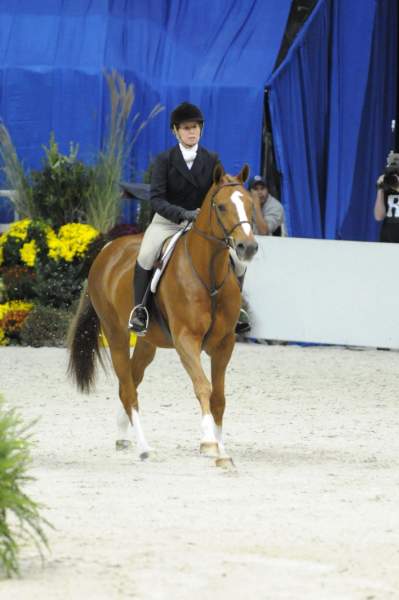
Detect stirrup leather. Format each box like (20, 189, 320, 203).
(128, 304, 149, 335)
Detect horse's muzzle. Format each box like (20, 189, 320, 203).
(235, 239, 258, 262)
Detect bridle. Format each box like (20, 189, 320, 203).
(192, 182, 252, 249)
(184, 181, 252, 335)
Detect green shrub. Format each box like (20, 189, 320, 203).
(1, 266, 36, 301)
(30, 133, 93, 229)
(20, 304, 73, 347)
(0, 396, 50, 577)
(32, 261, 85, 309)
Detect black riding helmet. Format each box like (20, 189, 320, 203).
(170, 102, 204, 129)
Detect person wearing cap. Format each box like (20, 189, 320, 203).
(249, 175, 285, 236)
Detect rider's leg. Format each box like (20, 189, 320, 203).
(128, 214, 184, 334)
(236, 272, 251, 334)
(229, 249, 251, 334)
(128, 261, 152, 334)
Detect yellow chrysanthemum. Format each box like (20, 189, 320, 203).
(48, 223, 99, 262)
(0, 327, 8, 346)
(0, 300, 34, 321)
(0, 244, 3, 267)
(7, 219, 31, 241)
(20, 239, 37, 267)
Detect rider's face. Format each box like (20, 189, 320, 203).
(176, 121, 201, 147)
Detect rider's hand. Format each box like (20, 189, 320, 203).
(180, 209, 199, 222)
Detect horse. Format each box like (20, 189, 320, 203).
(67, 164, 258, 468)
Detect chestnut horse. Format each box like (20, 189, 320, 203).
(67, 164, 258, 467)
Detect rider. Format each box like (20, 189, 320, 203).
(128, 101, 250, 335)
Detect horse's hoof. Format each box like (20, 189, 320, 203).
(215, 457, 235, 470)
(200, 442, 219, 457)
(139, 448, 156, 461)
(115, 439, 132, 451)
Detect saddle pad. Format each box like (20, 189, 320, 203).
(150, 226, 189, 293)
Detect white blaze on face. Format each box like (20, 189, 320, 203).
(231, 190, 251, 235)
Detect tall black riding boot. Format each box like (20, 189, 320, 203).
(128, 262, 152, 335)
(235, 273, 251, 335)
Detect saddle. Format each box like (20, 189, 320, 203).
(141, 225, 191, 340)
(150, 224, 191, 293)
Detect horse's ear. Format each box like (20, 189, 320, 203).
(213, 163, 225, 184)
(237, 164, 250, 183)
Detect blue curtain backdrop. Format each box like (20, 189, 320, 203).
(267, 1, 330, 239)
(328, 0, 398, 241)
(0, 0, 291, 179)
(267, 0, 397, 240)
(0, 0, 397, 239)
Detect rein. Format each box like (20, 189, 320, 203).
(184, 181, 250, 340)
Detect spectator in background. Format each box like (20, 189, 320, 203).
(374, 152, 399, 243)
(249, 175, 285, 236)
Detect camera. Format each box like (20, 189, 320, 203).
(381, 152, 399, 190)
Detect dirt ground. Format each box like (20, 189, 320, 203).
(0, 342, 399, 600)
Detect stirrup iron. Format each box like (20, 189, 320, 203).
(128, 304, 149, 336)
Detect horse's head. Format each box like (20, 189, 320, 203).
(205, 164, 258, 262)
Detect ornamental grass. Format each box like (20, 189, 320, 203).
(0, 397, 50, 577)
(0, 125, 36, 220)
(86, 70, 163, 233)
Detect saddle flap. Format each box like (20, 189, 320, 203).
(150, 226, 190, 293)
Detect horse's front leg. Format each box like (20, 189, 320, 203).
(210, 332, 236, 468)
(174, 332, 219, 457)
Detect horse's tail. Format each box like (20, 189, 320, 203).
(67, 283, 104, 393)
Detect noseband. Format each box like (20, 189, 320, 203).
(192, 182, 252, 249)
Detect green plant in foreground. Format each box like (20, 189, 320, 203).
(0, 398, 50, 577)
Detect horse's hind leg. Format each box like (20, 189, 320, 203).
(130, 338, 157, 388)
(104, 326, 151, 459)
(123, 338, 157, 457)
(209, 333, 236, 468)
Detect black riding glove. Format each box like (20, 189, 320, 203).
(180, 209, 199, 222)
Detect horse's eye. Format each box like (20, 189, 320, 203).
(218, 204, 226, 212)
